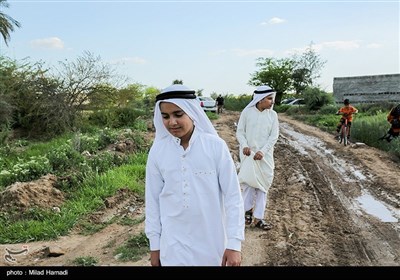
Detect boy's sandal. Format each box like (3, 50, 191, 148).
(245, 210, 253, 225)
(254, 219, 273, 231)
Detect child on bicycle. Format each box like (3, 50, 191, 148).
(335, 99, 358, 139)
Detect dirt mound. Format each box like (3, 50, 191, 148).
(0, 174, 64, 213)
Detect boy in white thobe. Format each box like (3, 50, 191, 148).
(236, 85, 279, 230)
(145, 84, 245, 266)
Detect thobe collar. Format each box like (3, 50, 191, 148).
(171, 126, 199, 148)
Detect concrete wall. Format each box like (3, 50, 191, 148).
(333, 74, 400, 104)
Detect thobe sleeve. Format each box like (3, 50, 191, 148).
(260, 112, 279, 155)
(217, 142, 245, 251)
(144, 150, 164, 251)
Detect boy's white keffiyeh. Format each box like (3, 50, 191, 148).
(153, 84, 218, 142)
(245, 85, 276, 110)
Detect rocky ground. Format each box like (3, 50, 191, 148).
(1, 111, 399, 267)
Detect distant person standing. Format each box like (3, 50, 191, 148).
(216, 94, 224, 114)
(236, 85, 279, 231)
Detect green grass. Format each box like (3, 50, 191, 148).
(114, 232, 149, 262)
(205, 111, 219, 120)
(0, 152, 147, 244)
(72, 256, 98, 266)
(284, 109, 400, 160)
(118, 215, 145, 226)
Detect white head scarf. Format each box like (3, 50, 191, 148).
(245, 85, 276, 110)
(153, 84, 218, 142)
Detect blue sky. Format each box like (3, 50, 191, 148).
(1, 0, 399, 96)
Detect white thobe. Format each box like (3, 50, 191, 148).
(145, 129, 245, 266)
(236, 107, 279, 192)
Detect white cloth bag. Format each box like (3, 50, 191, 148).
(237, 152, 272, 193)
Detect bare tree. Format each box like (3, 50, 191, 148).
(55, 51, 119, 113)
(292, 42, 326, 90)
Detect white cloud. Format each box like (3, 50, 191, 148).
(261, 17, 286, 25)
(366, 43, 383, 49)
(284, 40, 364, 57)
(286, 41, 361, 56)
(111, 57, 147, 65)
(30, 37, 64, 50)
(284, 47, 307, 56)
(318, 40, 361, 50)
(209, 49, 228, 56)
(232, 48, 274, 57)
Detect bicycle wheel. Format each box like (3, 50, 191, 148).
(342, 125, 348, 146)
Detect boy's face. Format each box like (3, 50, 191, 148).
(160, 102, 194, 139)
(258, 95, 274, 110)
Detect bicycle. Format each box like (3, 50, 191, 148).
(336, 112, 357, 146)
(338, 117, 349, 146)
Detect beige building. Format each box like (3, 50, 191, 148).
(333, 74, 400, 104)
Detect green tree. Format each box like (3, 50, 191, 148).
(291, 68, 311, 95)
(0, 55, 65, 137)
(0, 0, 20, 47)
(143, 86, 159, 112)
(88, 84, 118, 110)
(116, 83, 145, 108)
(172, 79, 183, 84)
(249, 57, 294, 104)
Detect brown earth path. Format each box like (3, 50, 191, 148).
(1, 111, 399, 267)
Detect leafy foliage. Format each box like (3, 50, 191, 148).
(249, 43, 326, 103)
(249, 57, 294, 104)
(0, 0, 21, 46)
(302, 86, 334, 110)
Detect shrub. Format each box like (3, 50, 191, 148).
(303, 87, 334, 111)
(0, 156, 52, 188)
(319, 104, 338, 115)
(47, 144, 85, 173)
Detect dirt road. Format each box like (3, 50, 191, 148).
(1, 111, 399, 266)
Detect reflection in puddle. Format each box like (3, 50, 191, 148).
(355, 191, 398, 222)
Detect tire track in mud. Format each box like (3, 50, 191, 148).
(277, 139, 367, 265)
(269, 118, 400, 266)
(214, 111, 399, 266)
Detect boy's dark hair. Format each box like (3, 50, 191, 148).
(344, 99, 350, 105)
